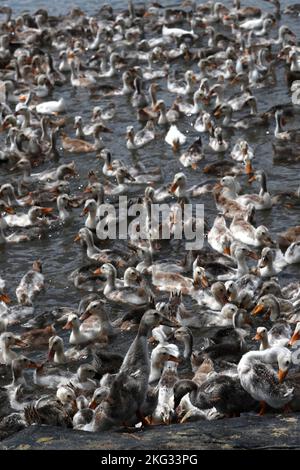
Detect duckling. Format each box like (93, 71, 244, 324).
(238, 347, 294, 415)
(73, 395, 94, 429)
(24, 394, 73, 427)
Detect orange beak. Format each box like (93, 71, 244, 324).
(48, 348, 55, 361)
(93, 267, 102, 275)
(289, 331, 300, 346)
(247, 251, 259, 260)
(74, 234, 81, 242)
(0, 293, 11, 304)
(201, 275, 209, 289)
(63, 321, 73, 330)
(167, 355, 181, 364)
(89, 400, 97, 409)
(245, 161, 253, 175)
(191, 163, 197, 170)
(252, 304, 264, 316)
(4, 206, 14, 214)
(278, 369, 288, 383)
(170, 182, 179, 193)
(19, 95, 27, 102)
(82, 207, 89, 215)
(214, 108, 222, 118)
(14, 338, 28, 348)
(41, 207, 53, 214)
(252, 333, 262, 341)
(106, 164, 113, 171)
(223, 246, 231, 256)
(83, 187, 92, 194)
(79, 310, 91, 321)
(248, 174, 256, 184)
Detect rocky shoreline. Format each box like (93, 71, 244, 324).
(1, 414, 300, 450)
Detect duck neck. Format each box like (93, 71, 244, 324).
(260, 335, 270, 351)
(223, 107, 232, 126)
(54, 346, 66, 363)
(182, 334, 193, 360)
(259, 173, 268, 195)
(236, 253, 249, 276)
(86, 209, 97, 230)
(12, 366, 26, 387)
(104, 270, 116, 295)
(84, 231, 99, 257)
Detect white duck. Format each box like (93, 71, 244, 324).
(165, 124, 187, 152)
(36, 97, 66, 114)
(238, 347, 294, 415)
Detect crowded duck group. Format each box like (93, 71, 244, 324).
(0, 0, 300, 438)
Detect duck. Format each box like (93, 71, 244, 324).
(85, 310, 176, 431)
(79, 299, 115, 343)
(251, 294, 285, 322)
(47, 335, 89, 364)
(208, 126, 228, 153)
(126, 121, 155, 150)
(36, 97, 66, 115)
(236, 171, 272, 210)
(174, 327, 194, 361)
(152, 265, 206, 296)
(257, 247, 287, 277)
(150, 361, 178, 425)
(94, 263, 150, 307)
(15, 260, 45, 306)
(167, 70, 196, 96)
(237, 347, 294, 415)
(253, 326, 290, 350)
(207, 214, 234, 254)
(62, 313, 105, 346)
(149, 343, 180, 383)
(0, 333, 28, 366)
(229, 216, 275, 247)
(179, 137, 204, 169)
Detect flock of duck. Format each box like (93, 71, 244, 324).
(0, 0, 300, 439)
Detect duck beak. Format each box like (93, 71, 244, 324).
(278, 369, 288, 383)
(93, 267, 102, 275)
(252, 333, 262, 341)
(41, 207, 53, 214)
(170, 181, 179, 193)
(81, 207, 89, 215)
(18, 95, 27, 103)
(4, 206, 14, 214)
(213, 107, 222, 117)
(0, 293, 11, 304)
(191, 74, 197, 83)
(172, 140, 180, 152)
(106, 164, 113, 171)
(214, 182, 223, 191)
(80, 310, 91, 321)
(89, 399, 97, 410)
(245, 161, 253, 175)
(201, 274, 209, 288)
(247, 250, 259, 260)
(26, 360, 39, 369)
(191, 163, 198, 170)
(248, 174, 256, 184)
(289, 331, 300, 346)
(63, 321, 73, 330)
(223, 246, 231, 256)
(252, 304, 264, 316)
(258, 258, 268, 268)
(83, 186, 92, 194)
(14, 338, 28, 348)
(167, 355, 181, 364)
(48, 347, 55, 361)
(74, 234, 81, 242)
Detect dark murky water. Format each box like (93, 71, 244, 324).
(0, 0, 299, 364)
